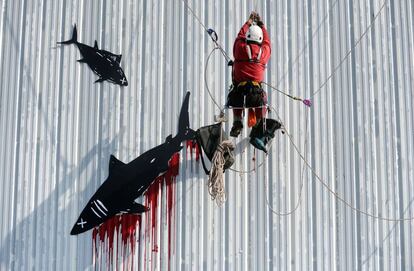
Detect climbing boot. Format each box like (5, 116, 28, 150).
(230, 120, 243, 137)
(249, 118, 282, 153)
(250, 137, 268, 154)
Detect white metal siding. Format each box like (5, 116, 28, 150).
(0, 0, 413, 270)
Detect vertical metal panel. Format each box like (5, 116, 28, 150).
(0, 0, 413, 270)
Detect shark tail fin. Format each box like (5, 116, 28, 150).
(177, 92, 196, 140)
(58, 24, 78, 45)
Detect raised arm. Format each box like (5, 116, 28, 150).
(235, 12, 256, 42)
(233, 12, 257, 54)
(256, 14, 271, 61)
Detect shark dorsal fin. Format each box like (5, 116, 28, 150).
(165, 135, 173, 143)
(109, 155, 124, 172)
(94, 40, 99, 49)
(115, 54, 122, 63)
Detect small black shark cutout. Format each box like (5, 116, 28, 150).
(58, 24, 128, 86)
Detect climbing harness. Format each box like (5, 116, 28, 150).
(226, 81, 267, 110)
(231, 44, 266, 68)
(246, 45, 262, 62)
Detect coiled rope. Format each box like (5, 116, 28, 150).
(208, 140, 235, 205)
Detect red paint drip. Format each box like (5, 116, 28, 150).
(144, 153, 180, 269)
(92, 214, 141, 270)
(165, 153, 178, 267)
(145, 176, 162, 252)
(186, 140, 200, 161)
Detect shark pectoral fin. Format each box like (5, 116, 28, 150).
(109, 154, 125, 172)
(94, 40, 99, 49)
(77, 58, 87, 63)
(95, 77, 106, 83)
(126, 202, 149, 213)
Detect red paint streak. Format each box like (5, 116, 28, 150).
(186, 140, 200, 161)
(165, 153, 178, 266)
(145, 176, 162, 253)
(144, 153, 180, 269)
(92, 214, 141, 270)
(143, 176, 162, 271)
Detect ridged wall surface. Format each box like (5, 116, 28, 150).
(0, 0, 413, 270)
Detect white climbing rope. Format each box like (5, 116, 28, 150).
(208, 140, 235, 205)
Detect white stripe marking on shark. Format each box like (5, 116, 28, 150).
(96, 200, 108, 212)
(93, 201, 107, 216)
(91, 207, 102, 218)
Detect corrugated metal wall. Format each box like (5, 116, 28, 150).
(0, 0, 413, 270)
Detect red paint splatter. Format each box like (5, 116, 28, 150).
(165, 153, 178, 266)
(92, 214, 141, 270)
(92, 153, 181, 270)
(145, 176, 162, 254)
(186, 140, 200, 161)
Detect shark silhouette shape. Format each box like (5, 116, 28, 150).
(70, 92, 195, 235)
(58, 24, 128, 86)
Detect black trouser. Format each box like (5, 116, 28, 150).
(226, 82, 267, 108)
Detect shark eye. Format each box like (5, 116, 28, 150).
(150, 158, 156, 163)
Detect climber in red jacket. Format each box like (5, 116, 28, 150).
(227, 11, 271, 138)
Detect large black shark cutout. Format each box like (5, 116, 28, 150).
(71, 92, 195, 235)
(58, 24, 128, 86)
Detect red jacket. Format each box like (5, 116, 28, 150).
(232, 22, 271, 84)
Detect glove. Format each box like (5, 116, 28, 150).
(253, 13, 263, 27)
(249, 11, 258, 20)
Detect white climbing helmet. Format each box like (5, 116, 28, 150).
(246, 24, 263, 44)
